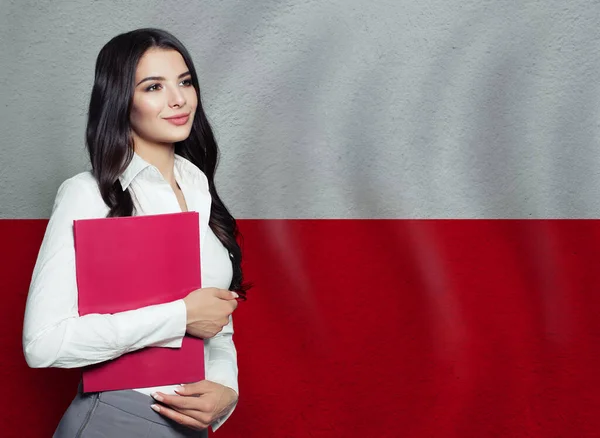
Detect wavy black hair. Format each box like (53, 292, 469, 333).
(86, 28, 249, 298)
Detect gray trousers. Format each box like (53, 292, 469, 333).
(53, 385, 208, 438)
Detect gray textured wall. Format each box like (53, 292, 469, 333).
(1, 0, 599, 219)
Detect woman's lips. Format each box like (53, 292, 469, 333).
(164, 114, 190, 126)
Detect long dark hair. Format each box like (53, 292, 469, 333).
(86, 28, 249, 298)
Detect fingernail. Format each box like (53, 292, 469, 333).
(174, 386, 185, 394)
(151, 404, 161, 412)
(151, 392, 163, 402)
(232, 292, 239, 299)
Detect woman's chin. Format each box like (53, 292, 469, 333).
(152, 133, 193, 145)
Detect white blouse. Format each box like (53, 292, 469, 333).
(22, 152, 238, 431)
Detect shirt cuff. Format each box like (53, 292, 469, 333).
(146, 299, 187, 348)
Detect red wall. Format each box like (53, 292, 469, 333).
(2, 219, 599, 437)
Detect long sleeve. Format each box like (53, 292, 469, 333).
(206, 315, 238, 432)
(22, 174, 187, 369)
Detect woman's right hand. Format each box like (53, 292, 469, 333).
(182, 288, 239, 339)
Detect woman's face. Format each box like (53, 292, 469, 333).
(130, 48, 198, 148)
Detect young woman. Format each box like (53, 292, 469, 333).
(22, 28, 249, 437)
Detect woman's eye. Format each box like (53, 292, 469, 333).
(146, 83, 162, 92)
(181, 79, 193, 87)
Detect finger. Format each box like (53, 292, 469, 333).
(222, 300, 237, 315)
(174, 380, 213, 396)
(151, 392, 210, 412)
(170, 406, 213, 426)
(218, 303, 235, 318)
(153, 395, 215, 426)
(153, 392, 213, 413)
(214, 289, 239, 300)
(150, 404, 207, 430)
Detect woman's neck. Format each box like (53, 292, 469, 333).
(134, 141, 177, 187)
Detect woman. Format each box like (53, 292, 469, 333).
(22, 28, 249, 437)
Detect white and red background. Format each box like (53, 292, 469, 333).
(1, 1, 600, 437)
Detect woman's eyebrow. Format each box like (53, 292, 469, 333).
(136, 71, 191, 87)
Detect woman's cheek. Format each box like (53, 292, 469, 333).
(138, 96, 164, 118)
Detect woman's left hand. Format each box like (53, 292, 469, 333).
(150, 380, 238, 430)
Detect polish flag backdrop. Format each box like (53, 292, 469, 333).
(1, 2, 600, 437)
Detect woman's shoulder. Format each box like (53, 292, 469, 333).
(57, 171, 99, 196)
(52, 171, 107, 216)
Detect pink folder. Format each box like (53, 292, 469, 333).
(73, 211, 204, 393)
